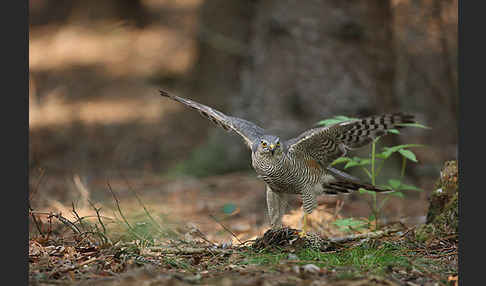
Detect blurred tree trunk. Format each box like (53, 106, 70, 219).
(234, 0, 396, 136)
(391, 0, 458, 172)
(192, 0, 457, 177)
(186, 0, 257, 173)
(192, 0, 397, 171)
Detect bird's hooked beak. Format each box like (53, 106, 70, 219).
(269, 144, 276, 155)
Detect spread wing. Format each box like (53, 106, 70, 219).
(286, 113, 415, 166)
(160, 90, 265, 148)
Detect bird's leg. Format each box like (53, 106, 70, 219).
(299, 188, 316, 237)
(266, 185, 286, 229)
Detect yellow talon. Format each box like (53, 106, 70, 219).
(299, 213, 309, 237)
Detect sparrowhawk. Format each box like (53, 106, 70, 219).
(160, 90, 414, 236)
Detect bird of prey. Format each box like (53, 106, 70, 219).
(160, 90, 414, 236)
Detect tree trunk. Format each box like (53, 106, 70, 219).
(391, 0, 458, 172)
(191, 0, 457, 177)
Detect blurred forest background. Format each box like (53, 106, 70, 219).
(29, 0, 457, 237)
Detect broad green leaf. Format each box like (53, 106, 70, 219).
(331, 157, 352, 166)
(358, 188, 376, 195)
(398, 149, 418, 162)
(344, 158, 370, 169)
(399, 183, 423, 192)
(344, 160, 359, 169)
(396, 122, 431, 129)
(378, 144, 426, 159)
(317, 115, 357, 126)
(389, 191, 405, 198)
(333, 218, 368, 231)
(375, 153, 389, 159)
(376, 184, 394, 191)
(358, 158, 371, 166)
(388, 179, 402, 190)
(333, 218, 367, 227)
(377, 149, 394, 159)
(317, 119, 345, 126)
(334, 115, 357, 121)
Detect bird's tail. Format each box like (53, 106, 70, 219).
(321, 180, 393, 195)
(322, 167, 393, 195)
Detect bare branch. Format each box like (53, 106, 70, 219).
(209, 214, 242, 245)
(106, 180, 144, 240)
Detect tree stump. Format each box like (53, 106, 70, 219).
(416, 160, 458, 241)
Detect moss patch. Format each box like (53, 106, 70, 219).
(416, 160, 458, 242)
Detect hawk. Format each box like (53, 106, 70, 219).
(160, 90, 414, 236)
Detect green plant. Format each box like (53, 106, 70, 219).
(332, 217, 369, 232)
(318, 115, 430, 230)
(241, 241, 418, 277)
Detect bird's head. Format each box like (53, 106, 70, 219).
(253, 135, 283, 157)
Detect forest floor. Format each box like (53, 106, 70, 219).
(29, 10, 457, 285)
(28, 172, 457, 286)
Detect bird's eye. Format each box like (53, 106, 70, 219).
(261, 141, 267, 147)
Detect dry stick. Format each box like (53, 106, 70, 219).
(237, 238, 257, 246)
(329, 228, 400, 244)
(71, 202, 87, 231)
(88, 200, 107, 234)
(118, 171, 172, 236)
(29, 169, 47, 237)
(48, 212, 81, 234)
(147, 246, 232, 255)
(77, 231, 109, 245)
(46, 215, 53, 241)
(31, 211, 114, 222)
(106, 180, 145, 240)
(209, 214, 243, 245)
(30, 167, 46, 200)
(69, 215, 115, 225)
(191, 228, 218, 247)
(29, 207, 44, 237)
(48, 257, 99, 277)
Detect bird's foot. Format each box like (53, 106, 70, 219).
(299, 213, 309, 238)
(298, 229, 307, 238)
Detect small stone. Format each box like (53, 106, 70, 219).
(302, 264, 320, 273)
(292, 265, 300, 274)
(288, 253, 298, 260)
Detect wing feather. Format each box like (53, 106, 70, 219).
(286, 113, 415, 166)
(160, 90, 265, 148)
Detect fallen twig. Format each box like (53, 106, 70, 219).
(47, 212, 81, 234)
(71, 202, 87, 231)
(30, 167, 46, 200)
(88, 200, 107, 234)
(48, 257, 99, 278)
(209, 214, 242, 245)
(147, 246, 233, 255)
(29, 207, 44, 237)
(329, 228, 400, 244)
(118, 170, 174, 236)
(107, 180, 144, 240)
(29, 168, 47, 237)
